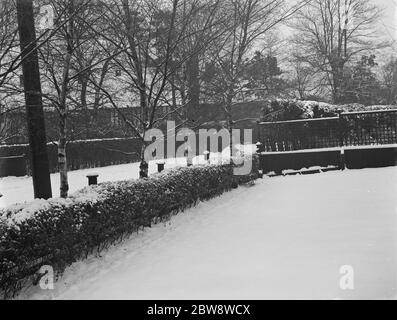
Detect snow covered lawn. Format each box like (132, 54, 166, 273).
(18, 167, 397, 300)
(0, 158, 188, 209)
(0, 145, 255, 209)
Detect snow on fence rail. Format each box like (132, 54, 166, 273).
(258, 109, 397, 152)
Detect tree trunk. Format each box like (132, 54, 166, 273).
(139, 142, 148, 179)
(58, 0, 73, 198)
(58, 116, 69, 198)
(187, 53, 200, 120)
(80, 75, 90, 138)
(16, 0, 52, 200)
(139, 89, 149, 179)
(332, 61, 345, 104)
(225, 91, 234, 158)
(171, 73, 177, 120)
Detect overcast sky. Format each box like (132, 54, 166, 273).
(377, 0, 397, 40)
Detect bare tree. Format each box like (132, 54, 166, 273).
(90, 0, 225, 177)
(202, 0, 309, 150)
(0, 0, 20, 143)
(291, 0, 383, 103)
(16, 0, 53, 199)
(0, 0, 82, 95)
(381, 57, 397, 105)
(288, 46, 328, 100)
(38, 0, 108, 198)
(0, 0, 19, 100)
(172, 0, 226, 121)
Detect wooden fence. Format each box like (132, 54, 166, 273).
(0, 138, 143, 176)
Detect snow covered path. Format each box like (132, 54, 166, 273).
(20, 167, 397, 300)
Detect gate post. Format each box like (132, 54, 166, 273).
(256, 120, 261, 147)
(338, 114, 346, 171)
(338, 113, 345, 149)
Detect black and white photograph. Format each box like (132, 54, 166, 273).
(0, 0, 396, 303)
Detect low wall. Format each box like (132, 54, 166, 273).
(260, 149, 342, 174)
(345, 146, 397, 169)
(260, 145, 397, 175)
(0, 155, 27, 178)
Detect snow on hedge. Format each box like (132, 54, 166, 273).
(0, 186, 106, 229)
(0, 160, 259, 299)
(263, 99, 397, 122)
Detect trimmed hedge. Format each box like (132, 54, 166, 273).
(261, 99, 396, 122)
(0, 160, 258, 299)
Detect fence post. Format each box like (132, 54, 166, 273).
(338, 113, 345, 148)
(157, 161, 165, 173)
(340, 149, 346, 171)
(203, 151, 210, 162)
(256, 142, 264, 179)
(86, 173, 99, 186)
(256, 120, 261, 147)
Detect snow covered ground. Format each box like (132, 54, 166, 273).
(0, 159, 183, 209)
(18, 167, 397, 300)
(0, 145, 256, 209)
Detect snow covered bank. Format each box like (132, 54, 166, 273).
(19, 167, 397, 300)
